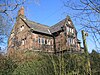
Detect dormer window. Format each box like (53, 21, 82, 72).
(20, 25, 24, 31)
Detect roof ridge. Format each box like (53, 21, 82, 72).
(50, 16, 73, 28)
(50, 18, 66, 28)
(26, 19, 50, 28)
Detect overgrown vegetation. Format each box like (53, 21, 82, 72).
(0, 50, 100, 75)
(0, 54, 17, 75)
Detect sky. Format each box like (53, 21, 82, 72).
(0, 0, 97, 53)
(23, 0, 95, 52)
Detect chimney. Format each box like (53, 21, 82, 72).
(18, 6, 24, 16)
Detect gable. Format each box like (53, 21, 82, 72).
(16, 15, 77, 35)
(19, 16, 51, 35)
(25, 20, 51, 35)
(66, 15, 75, 28)
(50, 18, 66, 33)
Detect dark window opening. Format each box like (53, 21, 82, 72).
(45, 40, 47, 44)
(38, 38, 40, 44)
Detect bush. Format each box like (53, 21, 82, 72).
(1, 50, 99, 75)
(0, 55, 17, 75)
(13, 53, 55, 75)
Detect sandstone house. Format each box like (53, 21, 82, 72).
(7, 7, 82, 55)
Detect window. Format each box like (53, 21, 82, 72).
(72, 29, 74, 33)
(45, 39, 47, 44)
(22, 39, 25, 45)
(42, 38, 45, 44)
(73, 39, 75, 44)
(67, 38, 74, 45)
(70, 28, 72, 32)
(47, 39, 48, 44)
(67, 27, 74, 33)
(71, 38, 73, 44)
(11, 32, 14, 38)
(32, 33, 38, 42)
(50, 40, 53, 45)
(38, 38, 41, 44)
(70, 38, 72, 44)
(38, 38, 51, 45)
(67, 27, 69, 32)
(67, 38, 70, 45)
(69, 38, 73, 45)
(20, 25, 24, 31)
(38, 37, 45, 44)
(68, 20, 71, 25)
(47, 39, 50, 45)
(11, 44, 14, 48)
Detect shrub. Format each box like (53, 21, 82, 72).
(13, 53, 55, 75)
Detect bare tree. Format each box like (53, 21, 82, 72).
(0, 0, 26, 17)
(0, 0, 27, 51)
(0, 0, 40, 51)
(0, 0, 27, 20)
(0, 0, 40, 16)
(0, 15, 11, 43)
(62, 0, 100, 52)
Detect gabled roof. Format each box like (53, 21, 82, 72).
(20, 16, 51, 35)
(25, 20, 51, 35)
(50, 18, 66, 33)
(20, 15, 77, 35)
(66, 15, 75, 28)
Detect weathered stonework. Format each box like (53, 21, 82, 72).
(7, 7, 82, 56)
